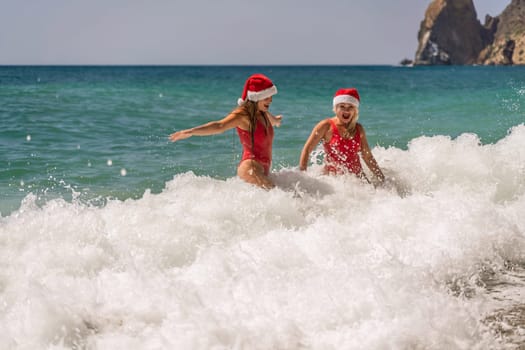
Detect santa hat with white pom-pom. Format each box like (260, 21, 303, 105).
(333, 88, 360, 108)
(237, 74, 277, 106)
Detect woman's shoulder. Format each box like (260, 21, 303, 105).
(317, 117, 334, 127)
(231, 106, 249, 116)
(223, 106, 251, 130)
(228, 106, 251, 121)
(311, 118, 333, 141)
(313, 118, 333, 131)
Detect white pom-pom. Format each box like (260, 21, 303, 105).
(237, 98, 245, 106)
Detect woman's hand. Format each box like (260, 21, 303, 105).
(269, 114, 282, 127)
(169, 129, 192, 142)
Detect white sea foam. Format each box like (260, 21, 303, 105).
(1, 125, 525, 349)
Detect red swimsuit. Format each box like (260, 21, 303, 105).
(236, 117, 274, 175)
(323, 119, 363, 175)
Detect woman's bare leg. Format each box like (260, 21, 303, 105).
(237, 160, 274, 189)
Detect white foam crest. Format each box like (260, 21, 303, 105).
(1, 127, 525, 348)
(375, 124, 525, 201)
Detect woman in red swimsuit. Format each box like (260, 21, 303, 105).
(169, 74, 281, 189)
(299, 88, 384, 184)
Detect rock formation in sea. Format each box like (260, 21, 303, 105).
(478, 0, 525, 65)
(413, 0, 525, 65)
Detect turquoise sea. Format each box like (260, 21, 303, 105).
(1, 66, 524, 349)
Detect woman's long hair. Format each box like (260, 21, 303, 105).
(235, 100, 269, 150)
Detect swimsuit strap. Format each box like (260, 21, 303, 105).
(328, 119, 339, 136)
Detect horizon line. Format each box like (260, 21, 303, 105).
(0, 63, 406, 67)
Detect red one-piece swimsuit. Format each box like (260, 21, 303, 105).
(323, 119, 363, 175)
(236, 117, 274, 175)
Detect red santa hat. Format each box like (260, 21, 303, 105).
(237, 74, 277, 106)
(333, 88, 360, 108)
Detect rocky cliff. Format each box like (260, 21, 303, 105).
(414, 0, 525, 65)
(478, 0, 525, 65)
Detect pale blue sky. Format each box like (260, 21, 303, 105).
(0, 0, 509, 65)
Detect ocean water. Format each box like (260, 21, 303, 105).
(1, 65, 524, 349)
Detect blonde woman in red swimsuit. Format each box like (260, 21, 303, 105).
(169, 74, 282, 189)
(300, 88, 385, 184)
